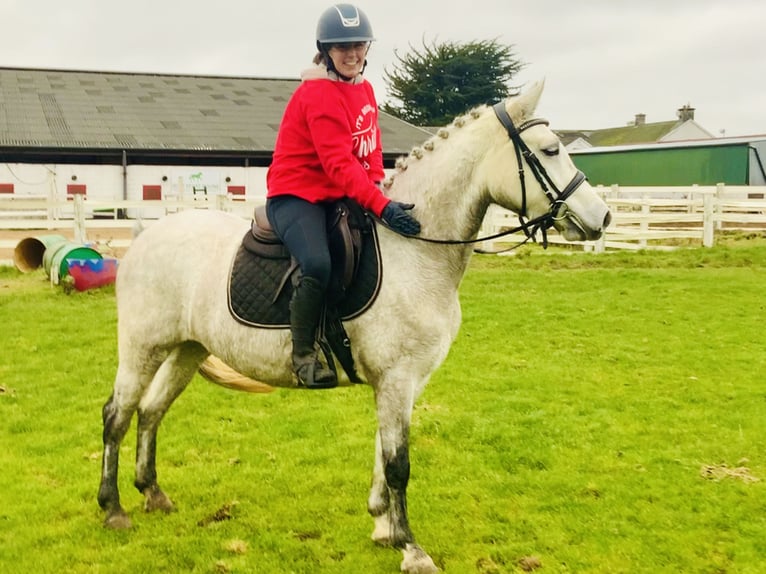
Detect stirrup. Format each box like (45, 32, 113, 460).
(295, 359, 337, 390)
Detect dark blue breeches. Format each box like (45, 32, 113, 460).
(266, 195, 332, 290)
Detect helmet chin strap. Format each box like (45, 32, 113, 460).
(327, 58, 354, 81)
(326, 57, 367, 82)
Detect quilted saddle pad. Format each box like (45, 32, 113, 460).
(227, 224, 382, 328)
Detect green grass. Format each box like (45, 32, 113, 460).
(1, 245, 765, 573)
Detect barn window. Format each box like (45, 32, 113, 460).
(67, 184, 87, 200)
(228, 185, 246, 201)
(143, 185, 162, 200)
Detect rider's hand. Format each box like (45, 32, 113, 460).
(381, 201, 421, 236)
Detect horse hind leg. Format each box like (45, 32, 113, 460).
(134, 342, 208, 515)
(99, 355, 165, 529)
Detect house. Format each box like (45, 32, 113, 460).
(553, 104, 766, 187)
(0, 66, 432, 206)
(557, 105, 715, 151)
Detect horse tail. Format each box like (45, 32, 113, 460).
(198, 355, 275, 394)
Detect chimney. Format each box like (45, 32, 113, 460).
(677, 104, 695, 122)
(634, 113, 646, 126)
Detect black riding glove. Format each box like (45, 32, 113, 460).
(381, 201, 421, 236)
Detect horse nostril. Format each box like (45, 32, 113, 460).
(603, 211, 612, 229)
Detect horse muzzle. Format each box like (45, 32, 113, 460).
(553, 200, 612, 242)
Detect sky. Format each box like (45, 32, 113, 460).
(1, 0, 764, 137)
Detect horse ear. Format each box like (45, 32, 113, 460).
(510, 79, 545, 120)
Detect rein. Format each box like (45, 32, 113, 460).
(377, 102, 587, 252)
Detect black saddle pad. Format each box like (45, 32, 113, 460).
(228, 224, 382, 328)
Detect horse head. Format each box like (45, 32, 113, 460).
(480, 81, 611, 242)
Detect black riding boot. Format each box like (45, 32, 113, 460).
(290, 276, 337, 389)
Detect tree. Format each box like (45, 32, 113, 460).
(381, 38, 525, 127)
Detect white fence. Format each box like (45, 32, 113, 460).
(0, 194, 262, 259)
(2, 185, 766, 260)
(0, 192, 261, 223)
(479, 184, 766, 252)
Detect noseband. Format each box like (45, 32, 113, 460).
(492, 101, 587, 247)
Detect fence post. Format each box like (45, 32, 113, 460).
(702, 190, 715, 247)
(690, 184, 698, 215)
(215, 193, 227, 212)
(47, 171, 57, 227)
(640, 190, 649, 248)
(176, 176, 185, 213)
(715, 182, 724, 232)
(73, 193, 87, 243)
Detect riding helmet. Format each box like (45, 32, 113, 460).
(316, 4, 375, 47)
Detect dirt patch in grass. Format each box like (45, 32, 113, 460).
(700, 462, 760, 484)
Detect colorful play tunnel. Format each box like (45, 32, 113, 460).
(13, 235, 112, 287)
(13, 234, 68, 273)
(67, 258, 118, 291)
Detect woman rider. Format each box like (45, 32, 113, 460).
(266, 4, 421, 389)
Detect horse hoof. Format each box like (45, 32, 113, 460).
(143, 486, 175, 514)
(400, 543, 438, 574)
(104, 510, 132, 530)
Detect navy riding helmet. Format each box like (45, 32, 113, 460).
(316, 4, 374, 78)
(316, 4, 375, 46)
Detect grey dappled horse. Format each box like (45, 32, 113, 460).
(98, 81, 611, 573)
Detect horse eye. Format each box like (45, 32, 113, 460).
(541, 145, 560, 157)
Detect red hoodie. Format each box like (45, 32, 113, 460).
(266, 68, 390, 217)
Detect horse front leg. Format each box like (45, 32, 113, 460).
(368, 384, 438, 574)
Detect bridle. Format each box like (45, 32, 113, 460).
(491, 102, 587, 249)
(377, 102, 588, 251)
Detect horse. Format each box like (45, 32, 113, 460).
(98, 80, 611, 574)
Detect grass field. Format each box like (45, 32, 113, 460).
(1, 242, 765, 573)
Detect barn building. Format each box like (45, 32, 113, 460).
(0, 66, 432, 209)
(569, 136, 766, 187)
(556, 104, 766, 188)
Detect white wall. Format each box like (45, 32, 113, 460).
(0, 162, 270, 217)
(750, 141, 766, 186)
(0, 163, 121, 199)
(660, 120, 715, 142)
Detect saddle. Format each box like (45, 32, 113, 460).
(243, 199, 366, 299)
(227, 199, 383, 383)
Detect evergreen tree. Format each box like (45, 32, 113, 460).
(382, 38, 525, 126)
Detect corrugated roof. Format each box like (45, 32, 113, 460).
(0, 66, 431, 159)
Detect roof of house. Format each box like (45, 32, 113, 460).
(556, 121, 680, 148)
(0, 66, 432, 164)
(571, 133, 766, 155)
